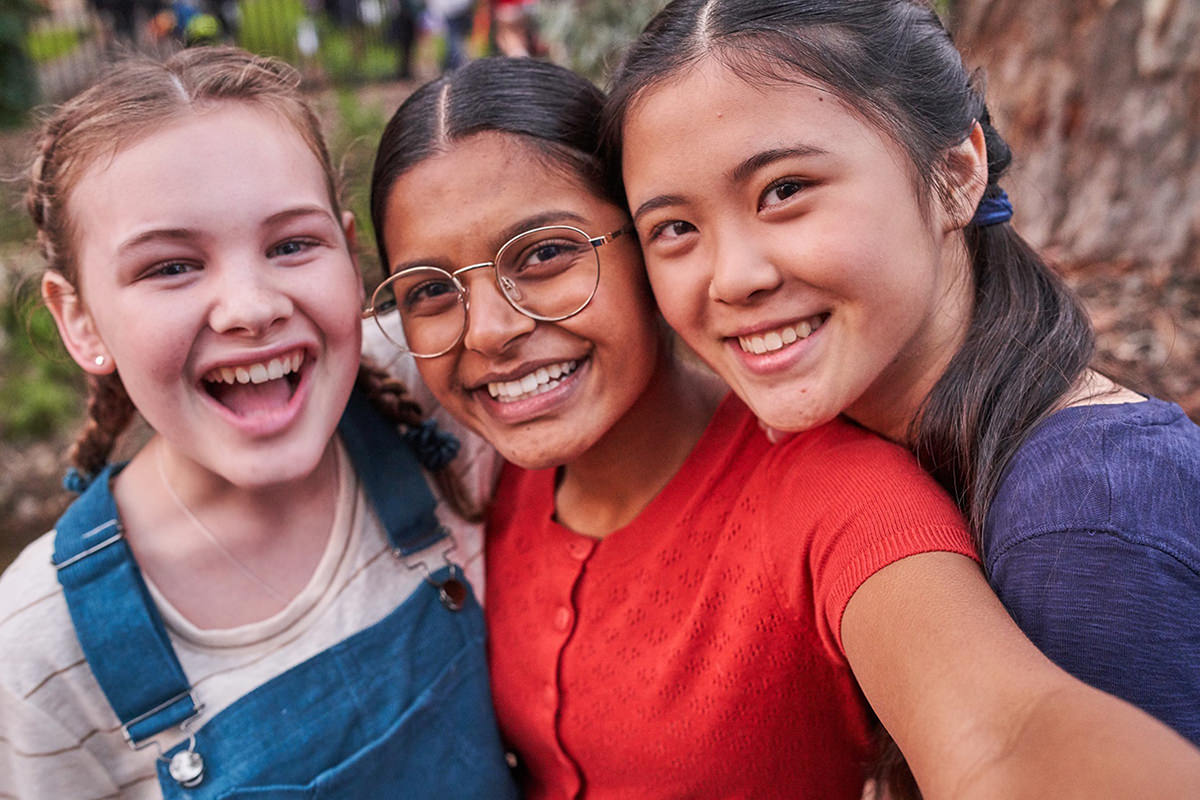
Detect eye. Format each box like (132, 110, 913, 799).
(401, 277, 461, 317)
(509, 238, 588, 278)
(647, 220, 696, 242)
(269, 238, 319, 258)
(759, 179, 807, 211)
(140, 260, 199, 280)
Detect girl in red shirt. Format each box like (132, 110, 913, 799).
(364, 56, 1200, 798)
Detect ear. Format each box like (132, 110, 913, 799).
(342, 210, 359, 265)
(942, 121, 989, 233)
(341, 210, 365, 302)
(42, 271, 114, 375)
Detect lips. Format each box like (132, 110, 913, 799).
(486, 359, 580, 402)
(735, 314, 828, 355)
(201, 347, 305, 417)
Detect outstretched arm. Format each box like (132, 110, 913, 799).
(842, 551, 1200, 798)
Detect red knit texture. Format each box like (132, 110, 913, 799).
(486, 395, 975, 799)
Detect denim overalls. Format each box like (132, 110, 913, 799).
(51, 392, 519, 798)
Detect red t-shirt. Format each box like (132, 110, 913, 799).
(486, 395, 975, 799)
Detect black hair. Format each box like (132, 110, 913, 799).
(604, 0, 1094, 541)
(604, 3, 1095, 794)
(370, 57, 613, 272)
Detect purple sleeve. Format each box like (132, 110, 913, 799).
(984, 399, 1200, 746)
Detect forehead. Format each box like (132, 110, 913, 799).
(620, 57, 893, 186)
(67, 103, 334, 246)
(383, 132, 615, 260)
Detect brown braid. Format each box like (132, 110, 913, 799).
(69, 373, 137, 479)
(356, 361, 480, 522)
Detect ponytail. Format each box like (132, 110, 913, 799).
(910, 113, 1094, 539)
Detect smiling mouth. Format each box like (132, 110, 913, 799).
(486, 359, 581, 403)
(736, 314, 828, 355)
(202, 349, 305, 416)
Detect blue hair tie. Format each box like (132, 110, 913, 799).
(404, 418, 461, 472)
(971, 189, 1013, 227)
(62, 467, 93, 494)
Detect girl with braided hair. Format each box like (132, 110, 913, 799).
(0, 45, 516, 799)
(607, 0, 1200, 793)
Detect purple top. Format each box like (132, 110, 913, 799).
(985, 397, 1200, 745)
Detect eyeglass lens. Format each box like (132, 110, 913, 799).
(371, 226, 600, 357)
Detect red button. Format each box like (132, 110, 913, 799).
(544, 685, 557, 705)
(567, 540, 592, 560)
(553, 606, 572, 631)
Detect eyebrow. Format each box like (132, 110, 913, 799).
(388, 209, 591, 274)
(116, 206, 337, 255)
(632, 144, 830, 224)
(729, 144, 830, 185)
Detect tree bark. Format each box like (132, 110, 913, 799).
(953, 0, 1200, 414)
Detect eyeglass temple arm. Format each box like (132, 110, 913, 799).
(594, 222, 637, 247)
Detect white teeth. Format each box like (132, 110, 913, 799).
(204, 348, 305, 385)
(486, 360, 580, 402)
(737, 315, 826, 355)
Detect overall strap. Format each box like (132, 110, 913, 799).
(338, 389, 447, 556)
(53, 465, 198, 746)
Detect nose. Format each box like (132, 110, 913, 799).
(207, 262, 293, 336)
(459, 268, 536, 355)
(707, 230, 783, 305)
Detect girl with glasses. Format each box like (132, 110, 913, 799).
(368, 56, 1200, 798)
(0, 46, 516, 799)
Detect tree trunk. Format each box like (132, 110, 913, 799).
(952, 0, 1200, 415)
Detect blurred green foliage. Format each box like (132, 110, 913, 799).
(237, 0, 307, 59)
(26, 26, 85, 64)
(536, 0, 667, 83)
(0, 278, 84, 443)
(0, 0, 42, 127)
(329, 88, 389, 286)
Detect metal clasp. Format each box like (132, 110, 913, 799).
(396, 532, 467, 611)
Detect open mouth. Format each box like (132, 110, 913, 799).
(736, 313, 829, 355)
(202, 349, 305, 417)
(486, 359, 581, 403)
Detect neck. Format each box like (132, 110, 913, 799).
(114, 436, 341, 627)
(554, 349, 725, 537)
(846, 239, 975, 445)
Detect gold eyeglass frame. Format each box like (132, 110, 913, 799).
(362, 223, 634, 358)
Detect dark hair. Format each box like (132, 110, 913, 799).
(604, 2, 1095, 794)
(605, 0, 1093, 539)
(370, 57, 613, 272)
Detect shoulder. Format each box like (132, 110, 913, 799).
(0, 529, 87, 699)
(986, 398, 1200, 567)
(761, 417, 964, 526)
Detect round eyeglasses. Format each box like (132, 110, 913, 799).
(363, 223, 633, 358)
